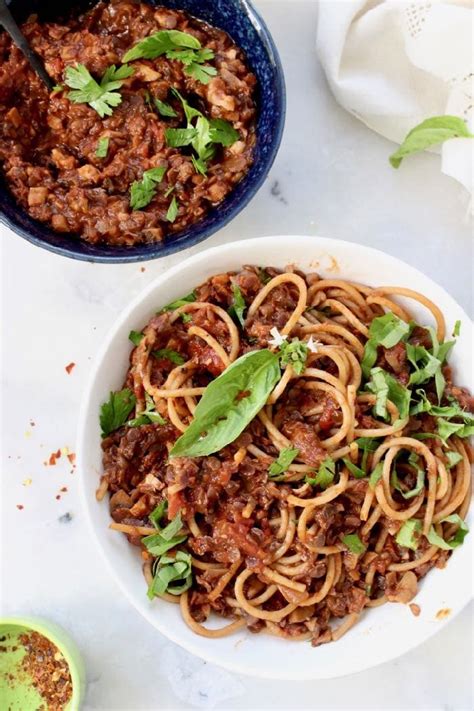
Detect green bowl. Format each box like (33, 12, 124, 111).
(0, 617, 86, 710)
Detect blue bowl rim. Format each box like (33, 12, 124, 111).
(0, 0, 286, 264)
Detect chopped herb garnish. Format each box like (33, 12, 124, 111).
(153, 348, 185, 365)
(122, 30, 216, 85)
(100, 388, 136, 437)
(147, 551, 193, 599)
(395, 519, 422, 551)
(149, 500, 168, 529)
(369, 462, 384, 489)
(426, 514, 469, 550)
(95, 137, 109, 158)
(64, 63, 134, 118)
(305, 457, 335, 489)
(143, 512, 187, 558)
(130, 166, 167, 210)
(228, 283, 246, 328)
(361, 313, 410, 378)
(128, 392, 167, 427)
(445, 451, 463, 469)
(342, 533, 366, 555)
(52, 84, 64, 93)
(166, 195, 179, 222)
(268, 447, 299, 480)
(342, 457, 366, 479)
(365, 367, 410, 421)
(278, 338, 309, 375)
(129, 330, 144, 346)
(391, 452, 425, 499)
(452, 320, 461, 337)
(159, 291, 197, 313)
(154, 97, 178, 117)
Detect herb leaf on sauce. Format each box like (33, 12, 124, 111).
(305, 457, 335, 489)
(128, 392, 166, 427)
(130, 166, 167, 210)
(166, 196, 179, 223)
(278, 338, 309, 375)
(268, 447, 299, 480)
(342, 534, 366, 555)
(65, 63, 134, 118)
(122, 30, 216, 85)
(389, 115, 473, 169)
(100, 388, 136, 437)
(228, 283, 246, 328)
(129, 330, 144, 346)
(426, 514, 469, 550)
(170, 349, 281, 458)
(159, 291, 197, 313)
(153, 348, 185, 365)
(147, 551, 193, 599)
(395, 519, 422, 551)
(95, 137, 109, 158)
(153, 97, 178, 118)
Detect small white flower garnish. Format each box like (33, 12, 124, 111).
(307, 336, 323, 353)
(268, 327, 288, 348)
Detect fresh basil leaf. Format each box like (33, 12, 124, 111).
(130, 166, 167, 210)
(129, 330, 144, 346)
(279, 338, 309, 375)
(160, 291, 197, 313)
(342, 534, 366, 555)
(427, 514, 469, 550)
(100, 388, 136, 437)
(396, 519, 422, 551)
(305, 457, 336, 489)
(369, 462, 384, 489)
(123, 30, 201, 63)
(153, 348, 185, 365)
(147, 551, 193, 599)
(154, 97, 177, 118)
(149, 500, 168, 529)
(268, 447, 299, 480)
(366, 367, 410, 420)
(452, 320, 461, 337)
(437, 419, 474, 442)
(389, 116, 473, 168)
(228, 283, 246, 328)
(356, 437, 379, 472)
(445, 451, 463, 469)
(170, 350, 281, 458)
(411, 432, 442, 441)
(362, 313, 410, 378)
(406, 344, 442, 386)
(342, 457, 366, 479)
(96, 137, 109, 158)
(166, 196, 179, 223)
(391, 454, 425, 499)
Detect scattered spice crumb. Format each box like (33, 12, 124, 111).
(65, 362, 76, 374)
(22, 478, 33, 487)
(30, 420, 36, 427)
(60, 486, 68, 493)
(16, 504, 24, 510)
(55, 495, 61, 501)
(67, 452, 76, 465)
(140, 266, 146, 272)
(436, 608, 451, 620)
(19, 630, 73, 710)
(409, 603, 421, 617)
(48, 449, 62, 466)
(58, 512, 73, 524)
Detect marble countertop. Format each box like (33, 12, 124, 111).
(1, 1, 472, 709)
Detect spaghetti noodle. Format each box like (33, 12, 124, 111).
(99, 265, 472, 645)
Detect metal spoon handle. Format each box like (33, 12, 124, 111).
(0, 0, 54, 89)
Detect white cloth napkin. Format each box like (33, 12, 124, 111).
(316, 0, 474, 210)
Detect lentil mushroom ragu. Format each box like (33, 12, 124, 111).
(0, 1, 257, 246)
(98, 266, 472, 645)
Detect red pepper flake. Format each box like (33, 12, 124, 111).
(19, 631, 73, 710)
(30, 420, 36, 427)
(16, 504, 24, 510)
(48, 449, 61, 466)
(67, 452, 76, 465)
(140, 266, 146, 272)
(55, 495, 61, 501)
(60, 486, 68, 493)
(65, 362, 76, 374)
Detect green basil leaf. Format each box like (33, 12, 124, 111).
(129, 330, 144, 346)
(268, 447, 299, 480)
(149, 500, 168, 529)
(342, 533, 366, 555)
(366, 367, 410, 420)
(342, 457, 366, 479)
(445, 451, 463, 469)
(427, 514, 469, 550)
(160, 291, 197, 312)
(391, 455, 425, 499)
(396, 519, 422, 551)
(123, 30, 201, 63)
(170, 349, 281, 458)
(361, 313, 410, 378)
(228, 283, 246, 328)
(147, 551, 193, 599)
(305, 457, 335, 489)
(389, 115, 473, 168)
(279, 338, 309, 375)
(100, 388, 136, 437)
(153, 348, 185, 365)
(437, 419, 474, 442)
(452, 320, 461, 337)
(407, 344, 442, 386)
(368, 462, 384, 489)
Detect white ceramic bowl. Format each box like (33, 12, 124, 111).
(77, 236, 473, 680)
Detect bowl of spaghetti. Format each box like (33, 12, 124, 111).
(78, 235, 473, 679)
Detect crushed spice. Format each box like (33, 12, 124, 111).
(65, 363, 76, 374)
(19, 631, 72, 710)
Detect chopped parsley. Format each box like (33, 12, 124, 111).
(128, 392, 167, 427)
(228, 283, 246, 328)
(152, 348, 185, 365)
(166, 195, 179, 223)
(278, 337, 309, 375)
(305, 457, 335, 489)
(95, 137, 109, 158)
(130, 166, 167, 210)
(268, 447, 299, 480)
(342, 534, 366, 555)
(129, 330, 144, 346)
(64, 63, 134, 118)
(100, 388, 136, 437)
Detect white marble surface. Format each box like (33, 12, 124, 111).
(1, 1, 473, 709)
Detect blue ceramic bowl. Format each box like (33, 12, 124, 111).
(0, 0, 285, 263)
